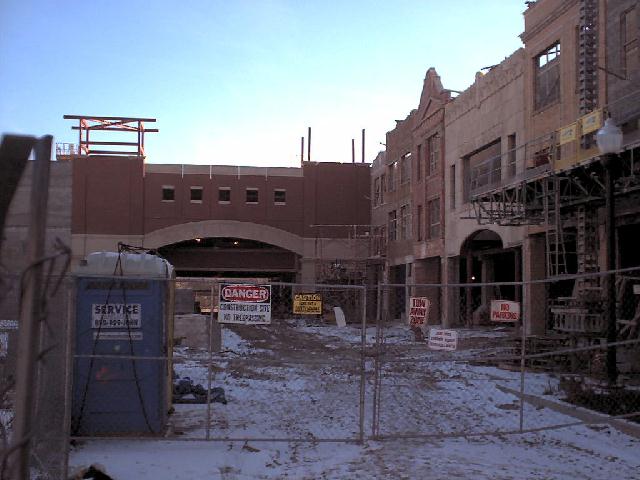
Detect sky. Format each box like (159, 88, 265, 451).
(0, 1, 525, 167)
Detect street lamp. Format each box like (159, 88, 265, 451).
(596, 117, 623, 385)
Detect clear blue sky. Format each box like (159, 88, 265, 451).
(0, 1, 524, 166)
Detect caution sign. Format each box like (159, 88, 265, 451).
(409, 297, 430, 327)
(293, 293, 322, 315)
(490, 300, 521, 322)
(219, 283, 271, 325)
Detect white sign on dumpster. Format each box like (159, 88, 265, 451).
(428, 329, 458, 351)
(490, 300, 521, 322)
(91, 303, 142, 329)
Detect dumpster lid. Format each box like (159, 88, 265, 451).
(76, 252, 174, 278)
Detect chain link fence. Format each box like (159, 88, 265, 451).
(3, 261, 640, 477)
(69, 280, 369, 445)
(371, 269, 640, 440)
(0, 259, 72, 479)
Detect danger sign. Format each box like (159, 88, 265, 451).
(409, 297, 430, 327)
(490, 300, 521, 322)
(219, 283, 271, 325)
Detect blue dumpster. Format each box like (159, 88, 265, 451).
(71, 252, 174, 436)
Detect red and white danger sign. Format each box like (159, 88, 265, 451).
(490, 300, 521, 322)
(219, 284, 271, 325)
(409, 297, 430, 327)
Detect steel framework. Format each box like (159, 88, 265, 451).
(63, 115, 158, 156)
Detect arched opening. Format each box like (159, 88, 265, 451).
(157, 236, 299, 316)
(457, 229, 521, 326)
(157, 237, 298, 282)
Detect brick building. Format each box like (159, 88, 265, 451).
(70, 154, 371, 283)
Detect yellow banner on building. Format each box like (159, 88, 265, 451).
(580, 109, 603, 135)
(293, 293, 323, 315)
(558, 122, 578, 145)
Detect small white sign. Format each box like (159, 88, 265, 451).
(633, 285, 640, 295)
(0, 333, 8, 357)
(428, 329, 458, 351)
(93, 331, 143, 341)
(409, 297, 430, 327)
(490, 300, 521, 322)
(0, 320, 18, 330)
(219, 284, 271, 325)
(92, 304, 142, 329)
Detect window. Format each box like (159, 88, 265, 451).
(428, 134, 440, 175)
(162, 185, 175, 202)
(218, 187, 231, 203)
(465, 139, 502, 198)
(387, 163, 396, 191)
(450, 164, 456, 210)
(246, 188, 259, 203)
(400, 152, 411, 184)
(388, 210, 397, 242)
(380, 174, 386, 203)
(535, 42, 561, 110)
(427, 134, 440, 176)
(622, 7, 638, 76)
(190, 186, 203, 203)
(416, 144, 422, 181)
(428, 199, 440, 239)
(400, 204, 411, 240)
(373, 177, 381, 206)
(417, 204, 423, 241)
(507, 134, 517, 178)
(533, 147, 552, 167)
(274, 189, 286, 204)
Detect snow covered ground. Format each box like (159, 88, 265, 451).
(69, 320, 640, 479)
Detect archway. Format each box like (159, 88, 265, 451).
(144, 219, 305, 256)
(458, 229, 520, 326)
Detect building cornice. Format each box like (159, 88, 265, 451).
(520, 0, 578, 44)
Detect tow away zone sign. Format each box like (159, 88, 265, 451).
(409, 297, 430, 327)
(219, 284, 271, 325)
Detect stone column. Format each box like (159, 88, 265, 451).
(298, 257, 316, 284)
(523, 234, 546, 335)
(442, 256, 458, 328)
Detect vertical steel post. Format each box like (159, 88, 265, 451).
(519, 250, 527, 432)
(371, 283, 382, 438)
(206, 284, 215, 440)
(62, 286, 76, 478)
(604, 155, 618, 384)
(9, 136, 52, 479)
(358, 286, 367, 443)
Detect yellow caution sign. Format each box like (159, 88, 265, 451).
(293, 293, 323, 315)
(580, 109, 603, 135)
(558, 122, 578, 145)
